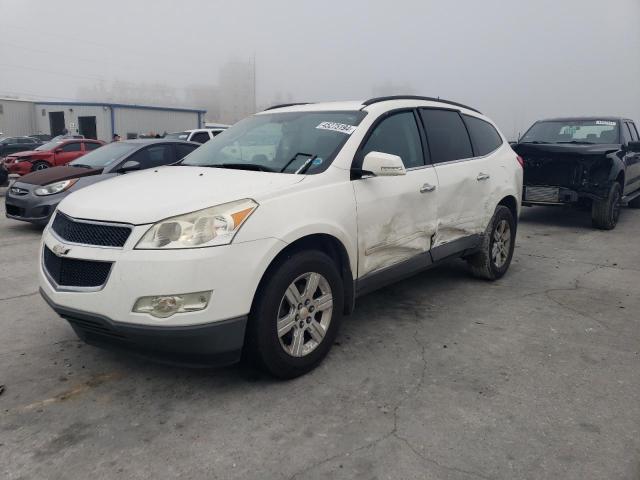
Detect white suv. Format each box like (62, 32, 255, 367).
(39, 96, 523, 378)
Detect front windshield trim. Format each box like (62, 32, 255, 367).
(180, 110, 367, 174)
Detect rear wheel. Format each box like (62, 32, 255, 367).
(31, 161, 49, 172)
(467, 205, 516, 280)
(246, 250, 343, 379)
(592, 182, 621, 230)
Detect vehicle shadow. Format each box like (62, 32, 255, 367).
(519, 205, 594, 229)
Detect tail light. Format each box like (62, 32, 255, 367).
(516, 155, 524, 168)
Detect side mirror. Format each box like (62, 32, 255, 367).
(118, 160, 141, 172)
(627, 141, 640, 153)
(360, 151, 406, 177)
(54, 148, 63, 153)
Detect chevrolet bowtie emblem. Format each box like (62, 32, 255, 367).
(52, 244, 71, 256)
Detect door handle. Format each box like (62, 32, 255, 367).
(476, 172, 490, 181)
(420, 183, 436, 193)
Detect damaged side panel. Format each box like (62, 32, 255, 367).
(353, 168, 439, 277)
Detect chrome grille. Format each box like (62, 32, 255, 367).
(525, 186, 560, 203)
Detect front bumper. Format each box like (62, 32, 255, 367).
(5, 184, 60, 224)
(5, 160, 32, 176)
(40, 288, 247, 367)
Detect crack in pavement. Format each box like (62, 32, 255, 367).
(0, 290, 39, 302)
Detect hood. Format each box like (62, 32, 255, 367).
(18, 165, 102, 186)
(7, 150, 51, 159)
(514, 142, 620, 157)
(58, 165, 306, 224)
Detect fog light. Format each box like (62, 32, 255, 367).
(132, 291, 212, 318)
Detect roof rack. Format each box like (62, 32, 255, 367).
(361, 95, 481, 114)
(264, 102, 312, 111)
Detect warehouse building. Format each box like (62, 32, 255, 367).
(0, 97, 206, 141)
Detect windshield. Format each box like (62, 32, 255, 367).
(165, 131, 190, 140)
(521, 120, 619, 144)
(69, 142, 136, 169)
(35, 140, 65, 151)
(180, 111, 367, 173)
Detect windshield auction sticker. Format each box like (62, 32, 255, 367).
(595, 121, 616, 126)
(316, 122, 357, 135)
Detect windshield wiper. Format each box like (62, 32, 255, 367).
(521, 141, 550, 144)
(557, 140, 594, 144)
(295, 155, 318, 174)
(206, 163, 274, 172)
(70, 163, 92, 168)
(280, 152, 314, 173)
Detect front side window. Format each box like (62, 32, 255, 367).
(420, 109, 473, 163)
(625, 123, 638, 142)
(84, 142, 102, 151)
(181, 111, 367, 174)
(176, 143, 198, 159)
(464, 115, 503, 156)
(521, 120, 620, 144)
(18, 138, 34, 144)
(360, 111, 424, 169)
(61, 142, 82, 152)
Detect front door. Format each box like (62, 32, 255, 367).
(622, 122, 640, 194)
(53, 141, 83, 166)
(353, 110, 439, 277)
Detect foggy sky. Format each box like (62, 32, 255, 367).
(1, 0, 639, 138)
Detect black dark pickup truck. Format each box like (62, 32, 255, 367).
(513, 117, 640, 229)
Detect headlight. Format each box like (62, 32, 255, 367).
(135, 199, 258, 249)
(34, 179, 78, 196)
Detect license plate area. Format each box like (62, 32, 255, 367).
(525, 186, 560, 203)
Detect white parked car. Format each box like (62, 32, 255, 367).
(164, 127, 226, 144)
(39, 96, 523, 378)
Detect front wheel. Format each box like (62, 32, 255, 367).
(467, 205, 516, 280)
(31, 161, 50, 172)
(246, 250, 344, 379)
(591, 182, 621, 230)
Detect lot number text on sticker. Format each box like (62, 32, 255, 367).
(316, 122, 357, 135)
(596, 121, 616, 126)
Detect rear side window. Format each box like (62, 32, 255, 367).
(84, 142, 102, 151)
(361, 111, 424, 168)
(190, 132, 211, 144)
(419, 109, 473, 163)
(463, 115, 503, 156)
(61, 142, 81, 152)
(176, 143, 198, 159)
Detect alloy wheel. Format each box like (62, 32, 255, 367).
(277, 272, 333, 357)
(491, 219, 511, 269)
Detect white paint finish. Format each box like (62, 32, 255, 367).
(41, 99, 522, 328)
(353, 167, 439, 276)
(58, 166, 305, 225)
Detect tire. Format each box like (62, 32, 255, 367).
(31, 161, 50, 172)
(467, 205, 516, 281)
(591, 182, 621, 230)
(246, 250, 344, 379)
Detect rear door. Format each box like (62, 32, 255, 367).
(419, 108, 488, 257)
(54, 141, 83, 166)
(352, 110, 439, 277)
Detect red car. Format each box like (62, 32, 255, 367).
(3, 138, 105, 175)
